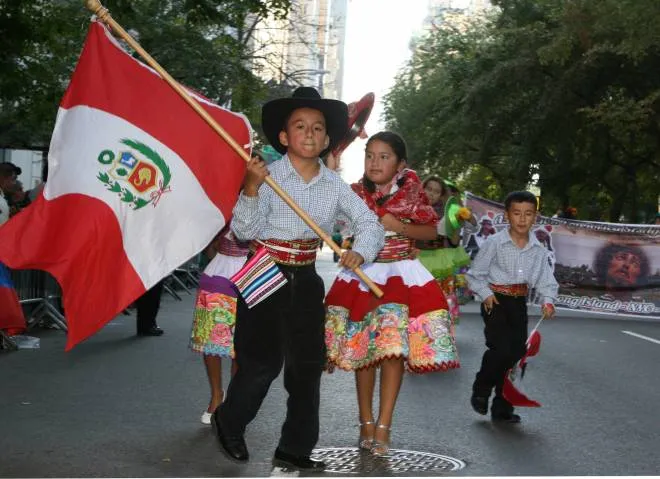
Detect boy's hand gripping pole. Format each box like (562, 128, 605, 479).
(85, 0, 384, 298)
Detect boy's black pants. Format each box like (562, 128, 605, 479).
(472, 293, 528, 414)
(218, 263, 326, 457)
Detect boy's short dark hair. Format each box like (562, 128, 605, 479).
(504, 191, 537, 210)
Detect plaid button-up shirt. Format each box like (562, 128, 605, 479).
(231, 155, 384, 264)
(466, 228, 558, 304)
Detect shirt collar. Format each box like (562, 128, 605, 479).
(281, 154, 330, 185)
(503, 227, 542, 250)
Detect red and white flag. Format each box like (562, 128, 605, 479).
(0, 21, 250, 350)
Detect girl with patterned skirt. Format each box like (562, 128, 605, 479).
(417, 176, 472, 324)
(189, 223, 248, 425)
(325, 131, 459, 457)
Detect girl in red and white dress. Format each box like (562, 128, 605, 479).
(325, 131, 459, 456)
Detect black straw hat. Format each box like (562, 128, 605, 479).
(262, 86, 348, 157)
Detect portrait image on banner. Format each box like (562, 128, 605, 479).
(463, 193, 660, 318)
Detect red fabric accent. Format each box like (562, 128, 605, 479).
(352, 169, 438, 226)
(491, 283, 529, 297)
(217, 225, 249, 257)
(0, 287, 26, 333)
(502, 372, 541, 407)
(251, 238, 320, 265)
(60, 22, 248, 219)
(325, 275, 449, 322)
(0, 195, 144, 349)
(503, 330, 543, 407)
(374, 235, 414, 262)
(523, 330, 542, 362)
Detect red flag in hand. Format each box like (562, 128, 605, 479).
(502, 319, 544, 407)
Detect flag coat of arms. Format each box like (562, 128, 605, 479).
(0, 21, 250, 350)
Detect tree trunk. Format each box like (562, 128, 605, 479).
(609, 183, 627, 222)
(626, 166, 638, 223)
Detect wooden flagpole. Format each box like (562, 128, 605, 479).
(84, 0, 383, 297)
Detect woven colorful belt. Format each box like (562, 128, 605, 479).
(250, 238, 320, 266)
(375, 234, 414, 263)
(490, 283, 528, 297)
(218, 236, 249, 257)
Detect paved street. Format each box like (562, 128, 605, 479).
(1, 249, 659, 477)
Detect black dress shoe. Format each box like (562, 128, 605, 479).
(212, 409, 249, 462)
(470, 395, 488, 415)
(273, 448, 325, 471)
(491, 412, 521, 423)
(137, 326, 164, 336)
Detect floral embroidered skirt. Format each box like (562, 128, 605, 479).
(189, 253, 245, 358)
(325, 259, 460, 373)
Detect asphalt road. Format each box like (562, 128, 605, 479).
(1, 249, 659, 476)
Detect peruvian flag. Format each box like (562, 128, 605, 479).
(0, 21, 250, 350)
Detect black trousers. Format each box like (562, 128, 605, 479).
(218, 264, 326, 456)
(135, 280, 164, 332)
(472, 293, 528, 414)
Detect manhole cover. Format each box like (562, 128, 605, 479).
(311, 447, 465, 475)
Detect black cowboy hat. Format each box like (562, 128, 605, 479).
(262, 86, 348, 157)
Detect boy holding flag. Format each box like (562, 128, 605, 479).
(213, 87, 384, 470)
(466, 191, 557, 423)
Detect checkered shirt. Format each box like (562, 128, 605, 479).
(466, 228, 558, 304)
(231, 155, 384, 264)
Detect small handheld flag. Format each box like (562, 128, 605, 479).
(502, 315, 545, 407)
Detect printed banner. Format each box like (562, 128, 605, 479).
(464, 193, 660, 318)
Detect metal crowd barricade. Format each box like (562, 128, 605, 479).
(163, 256, 201, 300)
(11, 269, 68, 331)
(0, 329, 18, 350)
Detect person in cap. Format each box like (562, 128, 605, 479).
(213, 87, 384, 470)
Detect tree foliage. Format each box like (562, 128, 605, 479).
(0, 0, 291, 148)
(384, 0, 660, 222)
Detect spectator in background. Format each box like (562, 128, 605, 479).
(654, 213, 660, 225)
(560, 207, 578, 220)
(135, 281, 165, 336)
(6, 180, 31, 215)
(0, 163, 27, 337)
(0, 163, 18, 224)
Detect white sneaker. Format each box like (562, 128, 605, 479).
(200, 390, 225, 425)
(200, 411, 212, 425)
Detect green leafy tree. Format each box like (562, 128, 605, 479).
(384, 0, 660, 222)
(0, 0, 291, 148)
